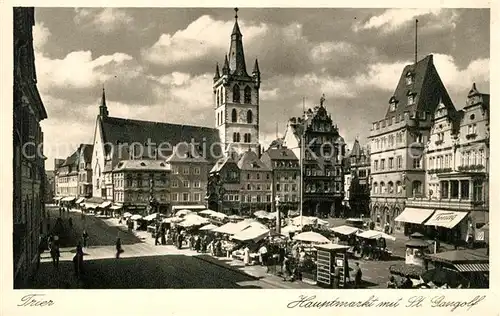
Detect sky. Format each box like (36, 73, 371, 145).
(32, 8, 490, 170)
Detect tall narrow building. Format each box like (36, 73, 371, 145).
(213, 8, 261, 158)
(368, 55, 455, 233)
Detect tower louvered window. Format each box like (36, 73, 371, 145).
(233, 84, 240, 103)
(244, 86, 251, 104)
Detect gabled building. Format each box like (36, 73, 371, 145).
(213, 9, 261, 157)
(283, 97, 346, 217)
(343, 139, 371, 217)
(261, 143, 300, 214)
(55, 144, 92, 201)
(208, 156, 241, 214)
(369, 54, 455, 233)
(77, 144, 93, 198)
(403, 83, 489, 244)
(237, 150, 273, 214)
(90, 89, 221, 205)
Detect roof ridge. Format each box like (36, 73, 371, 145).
(105, 116, 217, 131)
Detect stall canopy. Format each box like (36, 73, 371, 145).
(293, 231, 330, 244)
(199, 210, 217, 216)
(228, 215, 243, 221)
(162, 217, 183, 223)
(123, 212, 132, 218)
(424, 210, 468, 229)
(232, 225, 270, 242)
(395, 207, 435, 224)
(144, 213, 160, 221)
(75, 197, 85, 204)
(61, 196, 76, 202)
(176, 209, 193, 217)
(110, 204, 123, 210)
(179, 214, 209, 227)
(83, 202, 100, 209)
(291, 216, 328, 226)
(171, 205, 206, 212)
(254, 210, 269, 218)
(211, 212, 228, 220)
(130, 214, 143, 220)
(331, 225, 360, 236)
(281, 225, 302, 235)
(54, 197, 62, 201)
(99, 201, 112, 208)
(357, 230, 396, 241)
(199, 223, 218, 231)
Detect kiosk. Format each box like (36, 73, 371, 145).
(316, 244, 350, 288)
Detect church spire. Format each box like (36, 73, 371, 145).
(222, 54, 230, 75)
(99, 86, 109, 118)
(214, 63, 220, 81)
(228, 7, 247, 76)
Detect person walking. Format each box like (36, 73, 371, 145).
(116, 237, 123, 259)
(50, 239, 60, 269)
(73, 243, 84, 277)
(154, 226, 160, 246)
(353, 262, 362, 288)
(82, 230, 89, 248)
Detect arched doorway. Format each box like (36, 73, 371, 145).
(383, 206, 390, 231)
(373, 206, 380, 228)
(393, 207, 402, 232)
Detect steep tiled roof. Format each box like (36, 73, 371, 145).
(100, 116, 221, 162)
(113, 160, 171, 172)
(350, 139, 361, 158)
(237, 150, 271, 171)
(165, 143, 209, 164)
(81, 144, 94, 163)
(385, 55, 455, 119)
(62, 150, 78, 167)
(262, 147, 298, 161)
(210, 156, 236, 173)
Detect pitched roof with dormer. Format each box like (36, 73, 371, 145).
(237, 150, 271, 171)
(113, 160, 171, 172)
(262, 146, 298, 161)
(165, 142, 209, 164)
(385, 55, 455, 119)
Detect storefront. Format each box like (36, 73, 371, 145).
(394, 207, 435, 236)
(424, 210, 469, 244)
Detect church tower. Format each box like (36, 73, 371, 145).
(213, 8, 261, 158)
(99, 87, 109, 118)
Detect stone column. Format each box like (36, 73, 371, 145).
(458, 180, 462, 200)
(448, 180, 451, 199)
(469, 179, 474, 201)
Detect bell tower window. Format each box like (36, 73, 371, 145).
(244, 86, 251, 104)
(233, 84, 240, 103)
(246, 110, 253, 123)
(231, 109, 237, 122)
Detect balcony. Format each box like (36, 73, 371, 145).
(427, 168, 452, 174)
(406, 197, 488, 211)
(457, 165, 485, 172)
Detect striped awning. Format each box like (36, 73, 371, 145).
(454, 263, 489, 272)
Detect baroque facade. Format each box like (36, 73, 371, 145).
(13, 7, 48, 288)
(283, 97, 346, 217)
(343, 139, 371, 218)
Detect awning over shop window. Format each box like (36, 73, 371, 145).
(110, 204, 123, 210)
(424, 210, 468, 229)
(395, 207, 435, 224)
(99, 201, 112, 208)
(75, 197, 85, 204)
(83, 203, 100, 209)
(61, 196, 76, 202)
(454, 263, 489, 272)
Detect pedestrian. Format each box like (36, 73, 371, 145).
(161, 226, 166, 245)
(82, 230, 89, 248)
(258, 243, 268, 267)
(116, 237, 123, 259)
(154, 227, 160, 246)
(353, 262, 362, 288)
(50, 240, 60, 269)
(73, 243, 84, 277)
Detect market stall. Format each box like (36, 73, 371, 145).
(199, 223, 218, 231)
(175, 209, 193, 217)
(316, 243, 350, 288)
(232, 225, 270, 243)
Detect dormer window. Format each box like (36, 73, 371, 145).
(140, 162, 146, 167)
(389, 96, 398, 112)
(405, 71, 414, 85)
(407, 91, 416, 105)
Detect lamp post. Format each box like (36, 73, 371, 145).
(275, 195, 281, 235)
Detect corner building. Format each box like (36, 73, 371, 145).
(368, 55, 455, 233)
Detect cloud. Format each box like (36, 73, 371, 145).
(74, 8, 134, 33)
(432, 54, 489, 93)
(142, 15, 268, 67)
(354, 8, 444, 32)
(310, 41, 356, 63)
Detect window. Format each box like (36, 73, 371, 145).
(172, 180, 178, 188)
(408, 95, 415, 105)
(380, 159, 385, 170)
(412, 181, 422, 195)
(231, 109, 237, 122)
(413, 158, 421, 169)
(183, 180, 190, 188)
(216, 90, 219, 106)
(246, 110, 253, 124)
(194, 193, 201, 201)
(219, 88, 223, 105)
(247, 183, 251, 190)
(244, 86, 251, 104)
(380, 182, 386, 194)
(473, 180, 483, 201)
(171, 193, 178, 201)
(461, 181, 470, 200)
(194, 181, 201, 188)
(233, 132, 241, 142)
(232, 84, 240, 103)
(396, 133, 403, 143)
(389, 158, 394, 169)
(182, 193, 190, 201)
(276, 184, 281, 191)
(406, 73, 413, 85)
(194, 167, 200, 175)
(244, 133, 251, 143)
(374, 160, 378, 171)
(172, 166, 179, 174)
(388, 181, 394, 193)
(396, 181, 402, 193)
(183, 167, 189, 175)
(373, 182, 378, 194)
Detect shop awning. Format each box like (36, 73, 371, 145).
(395, 207, 435, 224)
(171, 205, 206, 211)
(331, 225, 360, 235)
(357, 230, 396, 241)
(454, 263, 489, 272)
(75, 197, 85, 204)
(61, 196, 76, 202)
(83, 202, 100, 209)
(99, 201, 112, 208)
(232, 226, 270, 242)
(110, 204, 123, 210)
(424, 210, 468, 229)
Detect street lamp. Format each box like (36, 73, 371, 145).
(275, 195, 281, 234)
